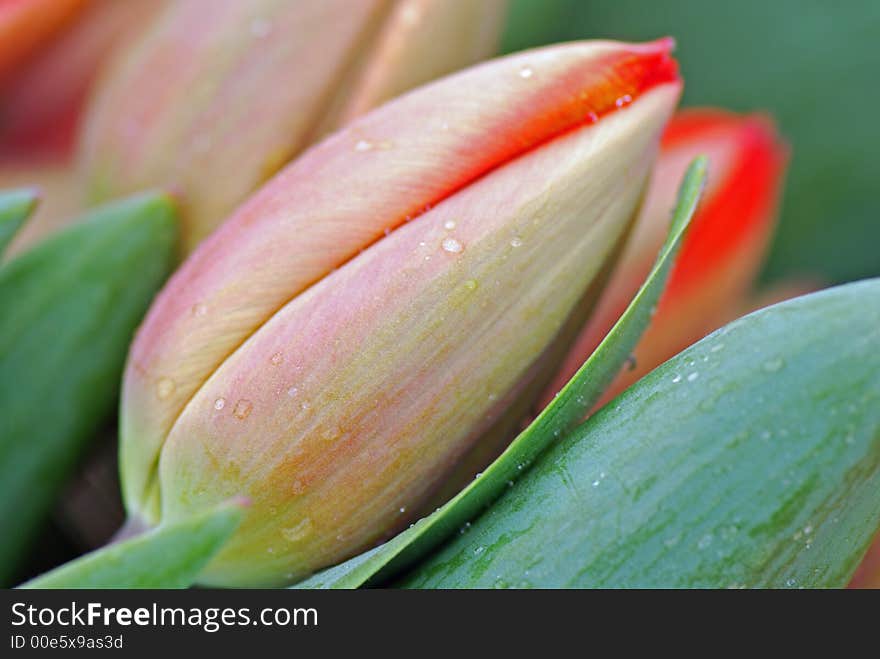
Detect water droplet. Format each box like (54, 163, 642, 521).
(615, 94, 632, 108)
(474, 546, 485, 554)
(441, 237, 463, 253)
(233, 399, 253, 420)
(687, 372, 700, 382)
(803, 524, 813, 535)
(785, 578, 797, 588)
(250, 17, 272, 38)
(354, 139, 373, 152)
(464, 279, 478, 291)
(400, 4, 422, 25)
(697, 534, 713, 550)
(763, 357, 785, 373)
(510, 236, 523, 247)
(518, 66, 533, 79)
(300, 401, 311, 411)
(443, 220, 456, 230)
(191, 303, 207, 317)
(270, 352, 283, 366)
(672, 374, 682, 383)
(281, 518, 313, 543)
(399, 507, 407, 514)
(487, 392, 498, 402)
(286, 386, 299, 397)
(156, 378, 175, 400)
(710, 343, 725, 353)
(213, 397, 226, 411)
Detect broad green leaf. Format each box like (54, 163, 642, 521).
(403, 279, 880, 588)
(0, 188, 38, 257)
(0, 193, 177, 585)
(295, 158, 708, 589)
(21, 500, 246, 589)
(503, 0, 880, 286)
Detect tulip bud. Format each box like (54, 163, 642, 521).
(0, 0, 86, 85)
(1, 0, 164, 158)
(79, 0, 508, 255)
(544, 109, 789, 407)
(120, 40, 682, 586)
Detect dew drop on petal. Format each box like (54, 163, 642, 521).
(281, 518, 313, 543)
(687, 372, 700, 382)
(510, 236, 523, 247)
(672, 374, 682, 384)
(213, 397, 226, 411)
(518, 66, 533, 79)
(287, 386, 299, 397)
(763, 357, 785, 373)
(441, 237, 463, 253)
(354, 139, 373, 152)
(443, 220, 456, 230)
(233, 399, 252, 420)
(156, 378, 175, 400)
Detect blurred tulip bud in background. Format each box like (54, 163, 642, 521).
(1, 0, 164, 256)
(119, 40, 682, 586)
(80, 0, 507, 255)
(0, 0, 86, 87)
(543, 109, 790, 408)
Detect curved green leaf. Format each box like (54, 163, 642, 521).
(295, 158, 708, 588)
(0, 188, 38, 257)
(403, 279, 880, 588)
(0, 193, 177, 585)
(21, 500, 246, 589)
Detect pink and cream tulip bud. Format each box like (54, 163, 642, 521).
(120, 40, 682, 586)
(544, 108, 789, 408)
(79, 0, 507, 255)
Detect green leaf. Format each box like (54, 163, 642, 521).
(20, 500, 246, 588)
(294, 158, 708, 589)
(0, 193, 177, 585)
(0, 188, 38, 257)
(503, 0, 880, 286)
(402, 279, 880, 588)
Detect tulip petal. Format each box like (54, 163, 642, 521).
(335, 0, 507, 122)
(544, 108, 788, 407)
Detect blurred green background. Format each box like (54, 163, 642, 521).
(503, 0, 880, 286)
